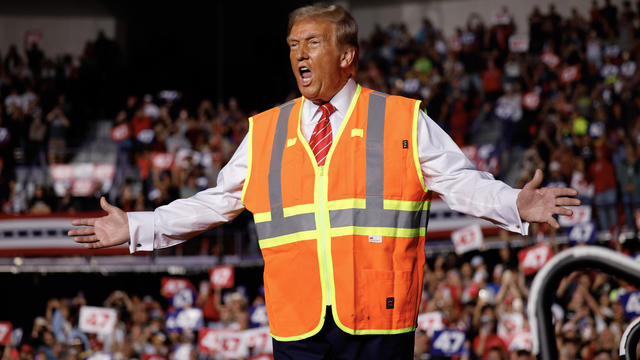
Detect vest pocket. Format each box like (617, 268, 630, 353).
(358, 269, 418, 330)
(261, 240, 323, 337)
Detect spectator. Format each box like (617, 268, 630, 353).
(28, 186, 52, 214)
(616, 143, 640, 230)
(46, 96, 70, 164)
(590, 145, 619, 232)
(26, 43, 44, 79)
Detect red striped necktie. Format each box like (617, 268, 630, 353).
(309, 102, 336, 166)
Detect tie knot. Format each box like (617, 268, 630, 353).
(320, 102, 336, 117)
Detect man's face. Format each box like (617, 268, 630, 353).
(288, 17, 350, 104)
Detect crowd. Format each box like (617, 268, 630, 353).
(1, 278, 271, 360)
(0, 30, 126, 215)
(355, 0, 640, 237)
(415, 242, 639, 360)
(2, 0, 640, 359)
(3, 244, 639, 360)
(2, 0, 640, 238)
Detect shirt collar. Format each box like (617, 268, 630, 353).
(304, 77, 357, 119)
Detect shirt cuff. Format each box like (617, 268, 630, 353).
(127, 211, 155, 253)
(501, 188, 529, 236)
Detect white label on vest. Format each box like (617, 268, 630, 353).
(368, 235, 382, 243)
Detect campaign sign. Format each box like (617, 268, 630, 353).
(492, 11, 511, 25)
(518, 243, 552, 276)
(541, 52, 560, 69)
(161, 277, 194, 298)
(137, 129, 155, 144)
(197, 329, 249, 358)
(110, 123, 130, 142)
(78, 306, 117, 335)
(93, 164, 115, 181)
(417, 312, 444, 336)
(171, 289, 196, 309)
(151, 152, 175, 171)
(24, 29, 43, 47)
(50, 164, 74, 181)
(142, 355, 166, 360)
(71, 179, 94, 197)
(430, 330, 466, 357)
(568, 222, 596, 245)
(497, 312, 524, 343)
(200, 327, 274, 357)
(600, 63, 619, 79)
(559, 205, 592, 227)
(522, 91, 540, 110)
(451, 224, 483, 255)
(10, 327, 22, 347)
(243, 327, 272, 355)
(508, 331, 533, 352)
(249, 305, 269, 328)
(508, 35, 529, 53)
(0, 322, 12, 345)
(209, 265, 234, 288)
(0, 128, 8, 145)
(561, 65, 580, 84)
(86, 352, 112, 360)
(166, 308, 203, 332)
(248, 356, 273, 360)
(198, 328, 223, 354)
(619, 291, 640, 320)
(220, 332, 249, 359)
(170, 344, 193, 360)
(621, 61, 637, 77)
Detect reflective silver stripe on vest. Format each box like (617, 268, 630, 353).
(255, 212, 317, 239)
(257, 100, 316, 240)
(366, 92, 387, 202)
(330, 208, 424, 229)
(329, 91, 428, 231)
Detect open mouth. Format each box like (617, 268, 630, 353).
(299, 66, 312, 86)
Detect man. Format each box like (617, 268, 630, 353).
(69, 4, 579, 359)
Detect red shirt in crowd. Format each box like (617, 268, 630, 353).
(482, 68, 502, 93)
(131, 114, 152, 137)
(589, 158, 617, 193)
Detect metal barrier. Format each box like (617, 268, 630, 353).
(620, 316, 640, 360)
(528, 246, 640, 359)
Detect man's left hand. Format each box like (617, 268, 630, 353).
(517, 169, 581, 228)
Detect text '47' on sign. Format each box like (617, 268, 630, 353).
(451, 224, 483, 255)
(430, 330, 466, 356)
(78, 306, 117, 335)
(210, 265, 234, 288)
(0, 322, 12, 346)
(518, 243, 553, 276)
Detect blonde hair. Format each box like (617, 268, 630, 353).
(288, 3, 359, 51)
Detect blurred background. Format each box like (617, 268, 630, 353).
(2, 0, 640, 359)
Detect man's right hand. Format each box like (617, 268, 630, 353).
(68, 196, 130, 249)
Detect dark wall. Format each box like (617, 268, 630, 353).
(115, 1, 311, 113)
(0, 0, 317, 114)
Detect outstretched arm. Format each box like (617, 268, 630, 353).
(517, 169, 580, 228)
(417, 110, 526, 234)
(418, 110, 580, 233)
(68, 133, 249, 251)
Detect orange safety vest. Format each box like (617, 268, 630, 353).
(241, 84, 431, 341)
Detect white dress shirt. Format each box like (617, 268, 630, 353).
(127, 78, 528, 253)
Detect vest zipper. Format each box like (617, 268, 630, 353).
(318, 165, 331, 306)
